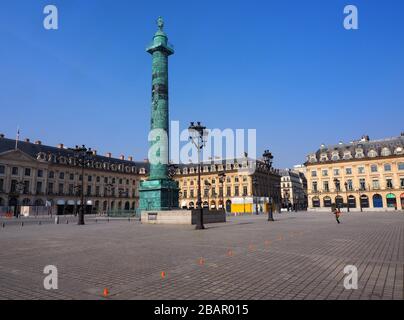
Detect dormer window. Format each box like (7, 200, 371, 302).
(343, 151, 352, 160)
(394, 147, 404, 155)
(355, 148, 364, 159)
(331, 152, 340, 161)
(381, 147, 391, 157)
(367, 149, 378, 158)
(320, 153, 329, 162)
(308, 154, 317, 163)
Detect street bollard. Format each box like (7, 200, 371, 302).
(39, 221, 42, 226)
(66, 220, 69, 224)
(2, 222, 5, 228)
(21, 222, 24, 227)
(55, 216, 59, 225)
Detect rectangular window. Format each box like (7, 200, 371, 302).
(96, 186, 100, 196)
(87, 185, 91, 195)
(372, 180, 380, 190)
(49, 171, 54, 179)
(23, 181, 29, 194)
(37, 169, 43, 178)
(347, 179, 353, 191)
(386, 179, 393, 189)
(70, 173, 74, 180)
(48, 183, 53, 194)
(227, 186, 231, 196)
(204, 188, 209, 197)
(190, 190, 194, 198)
(358, 167, 365, 174)
(88, 175, 93, 182)
(0, 178, 4, 191)
(69, 184, 74, 195)
(323, 181, 329, 192)
(183, 190, 187, 198)
(346, 168, 352, 175)
(243, 186, 248, 196)
(235, 186, 239, 196)
(59, 172, 64, 180)
(220, 187, 224, 197)
(322, 170, 328, 177)
(333, 169, 340, 176)
(11, 180, 17, 193)
(401, 178, 404, 188)
(12, 167, 18, 175)
(24, 168, 31, 176)
(104, 177, 108, 183)
(398, 163, 404, 171)
(311, 171, 317, 177)
(359, 179, 366, 191)
(312, 182, 318, 192)
(371, 165, 378, 173)
(58, 183, 64, 194)
(0, 165, 5, 174)
(384, 164, 392, 172)
(36, 181, 42, 193)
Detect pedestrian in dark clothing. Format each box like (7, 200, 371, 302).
(334, 207, 341, 224)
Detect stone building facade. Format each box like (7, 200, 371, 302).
(0, 135, 147, 216)
(306, 134, 404, 212)
(279, 169, 307, 211)
(174, 157, 281, 214)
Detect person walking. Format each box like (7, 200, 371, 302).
(334, 207, 341, 224)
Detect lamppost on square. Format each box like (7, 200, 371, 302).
(333, 178, 340, 210)
(68, 145, 94, 225)
(252, 176, 259, 215)
(218, 172, 226, 211)
(188, 121, 208, 230)
(344, 181, 350, 212)
(263, 150, 275, 221)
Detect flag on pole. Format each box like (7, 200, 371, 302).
(15, 126, 20, 150)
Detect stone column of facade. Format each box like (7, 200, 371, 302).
(139, 17, 179, 211)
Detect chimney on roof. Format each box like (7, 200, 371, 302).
(57, 143, 64, 149)
(0, 133, 4, 138)
(338, 141, 343, 145)
(128, 156, 133, 161)
(360, 135, 370, 142)
(106, 152, 112, 158)
(24, 138, 30, 143)
(35, 140, 42, 145)
(92, 150, 97, 156)
(120, 155, 125, 160)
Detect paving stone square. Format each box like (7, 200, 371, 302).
(0, 211, 403, 300)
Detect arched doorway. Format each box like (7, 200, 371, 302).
(386, 193, 397, 208)
(348, 195, 356, 208)
(124, 201, 130, 210)
(401, 193, 404, 210)
(312, 197, 320, 208)
(323, 196, 332, 208)
(335, 196, 343, 208)
(57, 200, 66, 215)
(22, 198, 31, 206)
(103, 201, 108, 211)
(188, 202, 195, 209)
(210, 200, 216, 210)
(202, 201, 209, 208)
(373, 194, 383, 208)
(226, 200, 232, 212)
(9, 197, 19, 217)
(360, 195, 369, 208)
(66, 200, 75, 214)
(34, 199, 45, 206)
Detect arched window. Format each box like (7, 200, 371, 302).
(386, 193, 397, 208)
(400, 193, 404, 210)
(312, 197, 320, 208)
(124, 201, 130, 210)
(34, 199, 45, 206)
(372, 194, 383, 208)
(323, 196, 332, 207)
(22, 198, 31, 206)
(335, 196, 343, 208)
(360, 195, 369, 208)
(348, 195, 356, 208)
(103, 201, 108, 211)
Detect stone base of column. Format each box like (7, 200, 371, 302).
(139, 178, 179, 211)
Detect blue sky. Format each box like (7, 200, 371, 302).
(0, 0, 403, 168)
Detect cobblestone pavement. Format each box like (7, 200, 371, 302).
(0, 211, 403, 300)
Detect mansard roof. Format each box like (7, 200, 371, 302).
(306, 134, 404, 164)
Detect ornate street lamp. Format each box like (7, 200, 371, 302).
(68, 145, 94, 225)
(188, 121, 208, 230)
(333, 178, 340, 210)
(344, 181, 350, 212)
(252, 176, 259, 215)
(104, 182, 114, 215)
(263, 150, 275, 221)
(218, 172, 226, 211)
